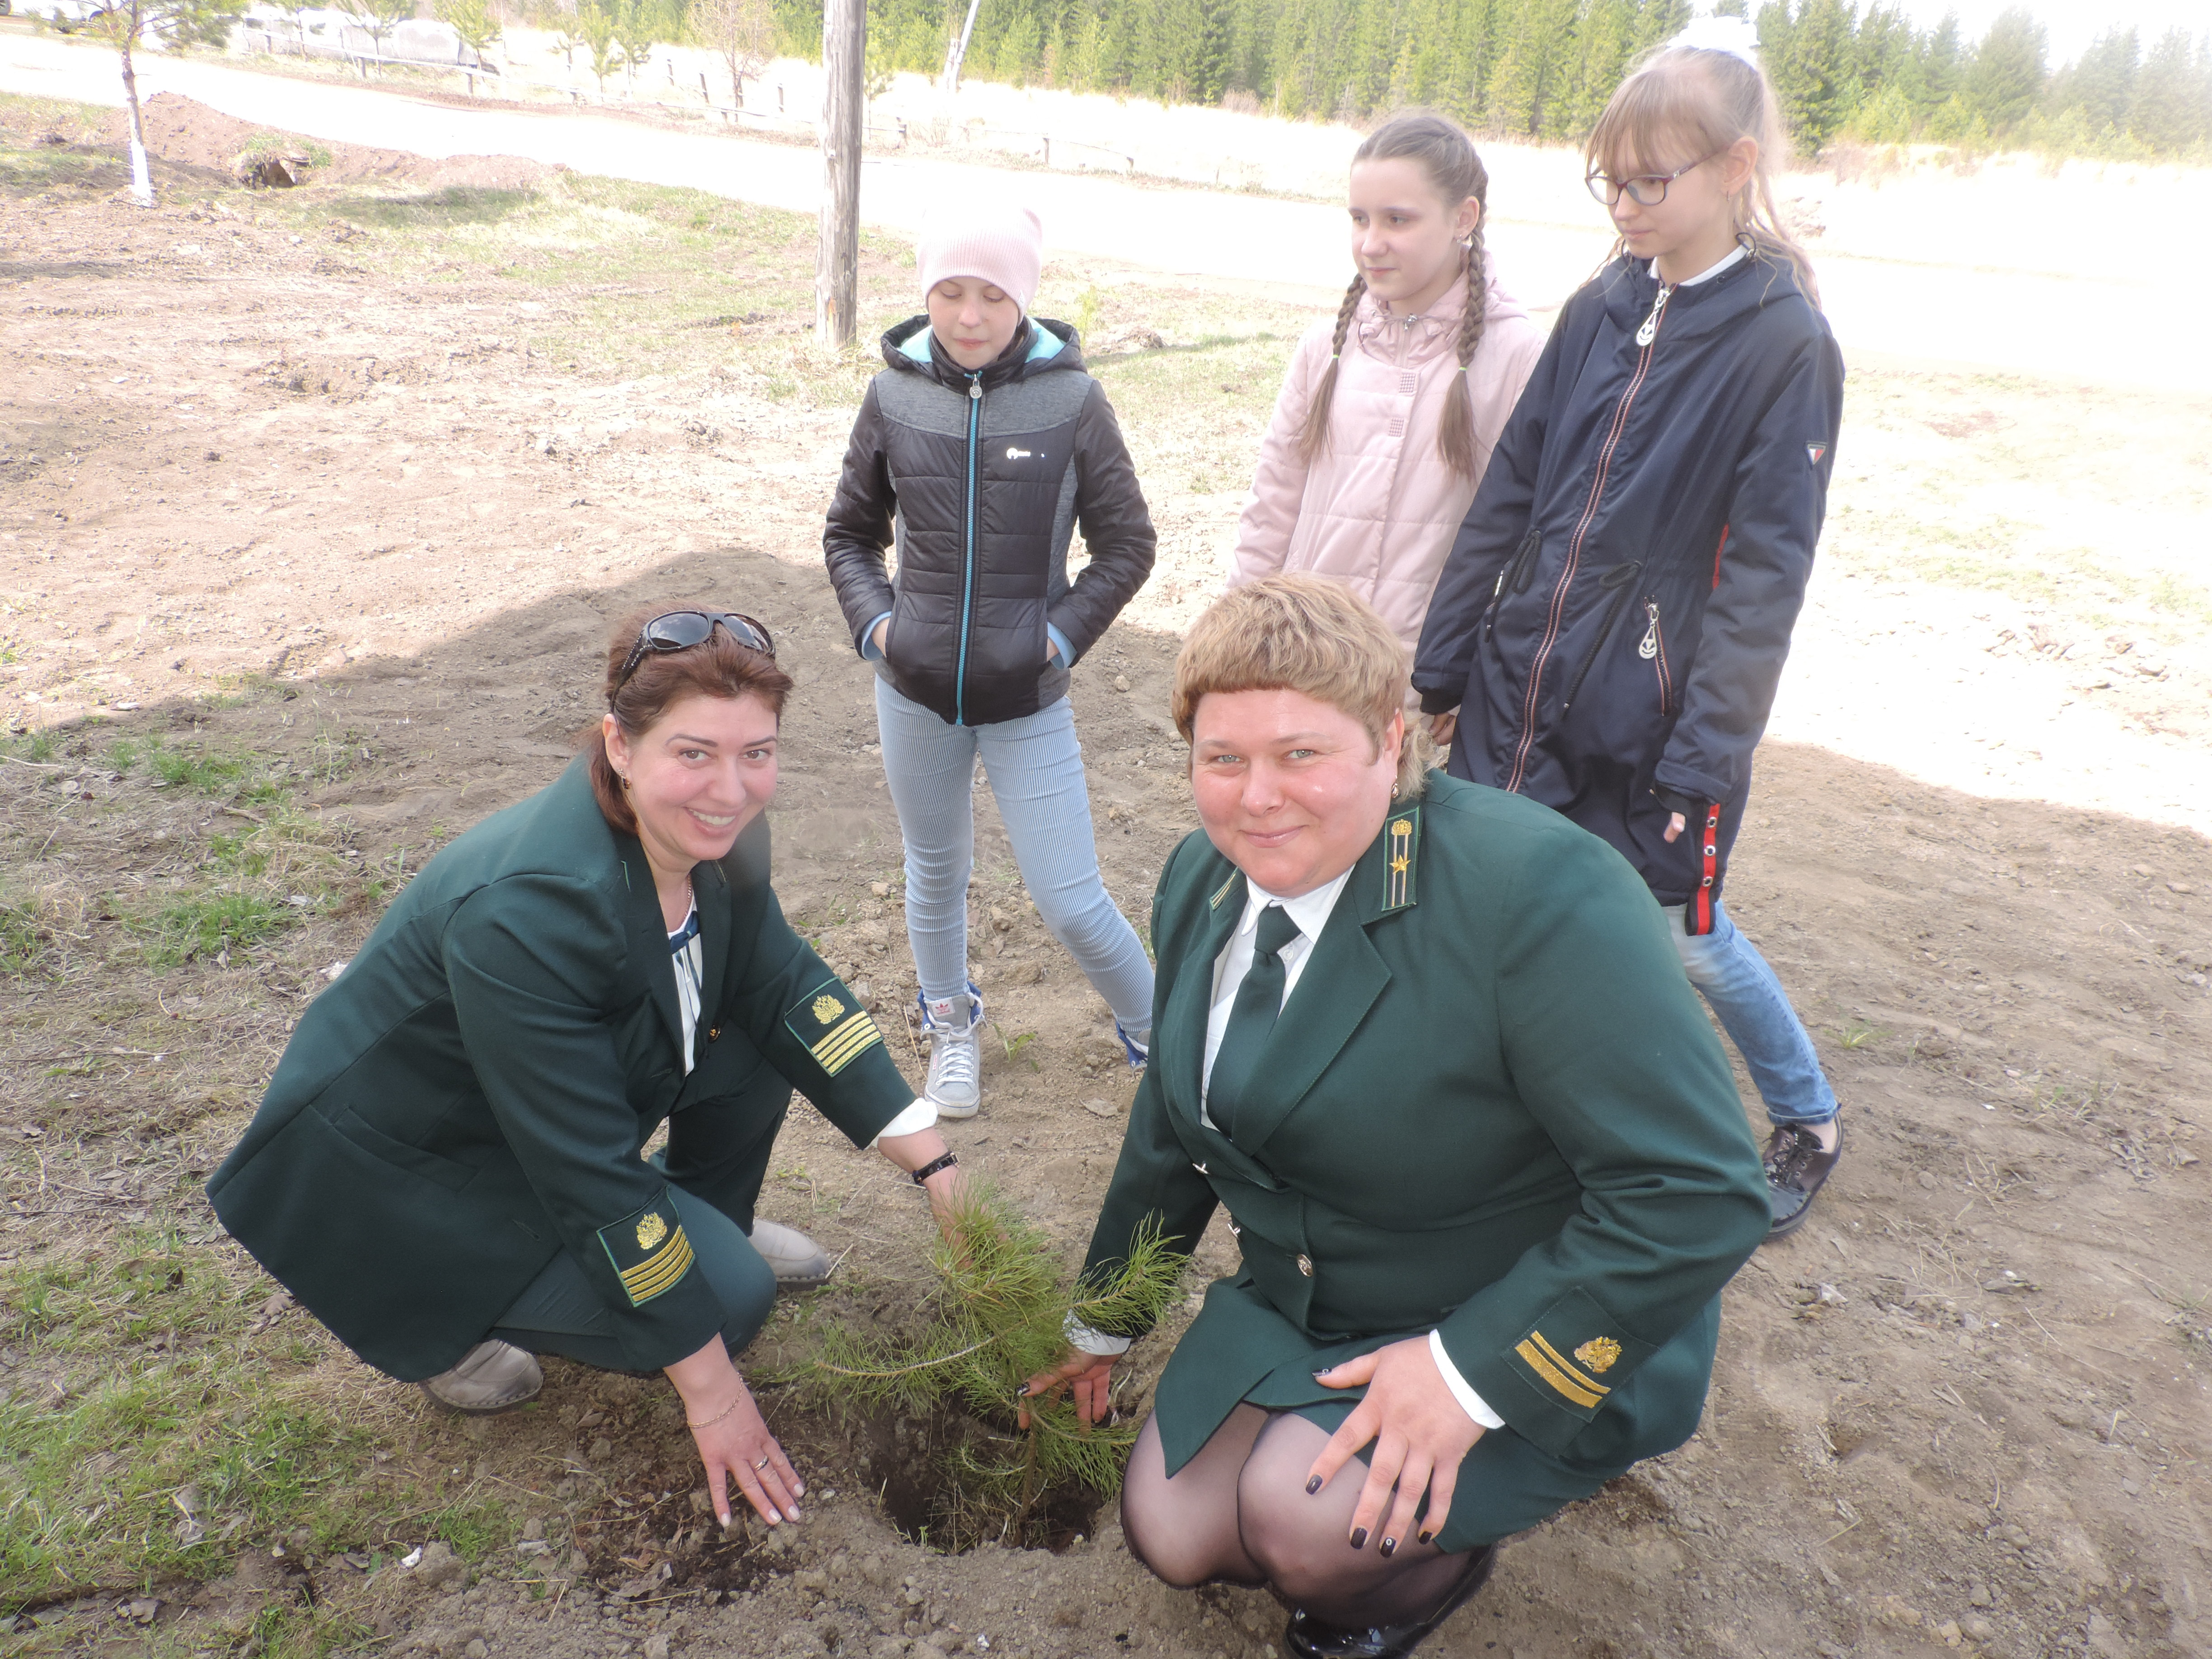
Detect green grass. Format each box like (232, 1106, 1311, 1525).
(132, 891, 295, 968)
(0, 896, 55, 978)
(0, 1233, 384, 1602)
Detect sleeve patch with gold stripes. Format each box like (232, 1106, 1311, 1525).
(1514, 1328, 1614, 1409)
(783, 978, 884, 1076)
(597, 1192, 696, 1308)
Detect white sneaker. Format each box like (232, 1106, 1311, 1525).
(919, 984, 984, 1120)
(747, 1218, 832, 1291)
(420, 1339, 542, 1415)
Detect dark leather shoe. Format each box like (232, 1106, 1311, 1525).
(1762, 1119, 1842, 1241)
(1283, 1543, 1499, 1659)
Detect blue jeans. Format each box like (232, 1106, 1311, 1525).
(1661, 899, 1837, 1128)
(876, 679, 1154, 1031)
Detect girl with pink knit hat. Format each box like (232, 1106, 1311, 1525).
(825, 202, 1158, 1123)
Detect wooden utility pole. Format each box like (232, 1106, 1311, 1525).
(815, 0, 864, 350)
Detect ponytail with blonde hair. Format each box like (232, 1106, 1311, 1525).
(1298, 108, 1493, 479)
(1585, 30, 1820, 307)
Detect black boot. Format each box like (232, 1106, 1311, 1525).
(1283, 1543, 1500, 1659)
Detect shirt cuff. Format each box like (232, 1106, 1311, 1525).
(1045, 623, 1073, 667)
(860, 611, 893, 661)
(1064, 1315, 1132, 1356)
(867, 1096, 937, 1147)
(1429, 1330, 1505, 1430)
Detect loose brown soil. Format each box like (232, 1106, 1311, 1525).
(4, 100, 2210, 1659)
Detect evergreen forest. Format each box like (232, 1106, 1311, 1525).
(754, 0, 2212, 159)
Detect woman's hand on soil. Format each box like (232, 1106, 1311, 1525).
(1309, 1338, 1484, 1553)
(1021, 1349, 1118, 1429)
(688, 1377, 804, 1528)
(666, 1337, 802, 1528)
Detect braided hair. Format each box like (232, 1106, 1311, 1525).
(1297, 109, 1493, 479)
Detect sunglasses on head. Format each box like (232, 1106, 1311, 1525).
(614, 609, 776, 694)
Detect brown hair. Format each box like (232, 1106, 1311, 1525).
(587, 604, 794, 836)
(1172, 574, 1432, 800)
(1300, 108, 1492, 479)
(1585, 42, 1819, 306)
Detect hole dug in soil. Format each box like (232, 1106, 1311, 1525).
(857, 1410, 1105, 1556)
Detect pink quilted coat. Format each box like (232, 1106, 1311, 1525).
(1228, 265, 1547, 653)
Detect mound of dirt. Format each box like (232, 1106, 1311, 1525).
(97, 92, 552, 190)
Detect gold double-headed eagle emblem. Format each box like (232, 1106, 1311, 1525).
(635, 1211, 668, 1250)
(1575, 1336, 1622, 1374)
(811, 993, 843, 1024)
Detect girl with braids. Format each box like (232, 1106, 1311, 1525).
(1415, 18, 1848, 1247)
(1228, 108, 1544, 716)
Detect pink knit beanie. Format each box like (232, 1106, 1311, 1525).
(917, 204, 1044, 314)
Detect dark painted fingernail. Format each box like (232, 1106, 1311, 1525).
(1417, 1529, 1435, 1546)
(1305, 1476, 1322, 1496)
(1349, 1528, 1368, 1551)
(1378, 1537, 1397, 1558)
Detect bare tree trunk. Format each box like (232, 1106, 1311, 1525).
(115, 0, 153, 208)
(940, 0, 980, 94)
(815, 0, 863, 351)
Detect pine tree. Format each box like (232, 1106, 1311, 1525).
(2128, 27, 2208, 154)
(1960, 5, 2045, 135)
(1768, 0, 1862, 152)
(2049, 28, 2137, 131)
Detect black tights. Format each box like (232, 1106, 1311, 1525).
(1120, 1408, 1474, 1627)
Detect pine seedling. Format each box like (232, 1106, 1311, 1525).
(798, 1183, 1182, 1544)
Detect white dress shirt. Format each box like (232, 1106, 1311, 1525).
(1073, 866, 1504, 1433)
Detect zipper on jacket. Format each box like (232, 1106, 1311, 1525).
(1504, 282, 1668, 793)
(1487, 527, 1543, 642)
(953, 374, 981, 724)
(1639, 600, 1674, 712)
(1558, 561, 1642, 713)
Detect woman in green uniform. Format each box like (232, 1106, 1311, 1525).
(1027, 577, 1768, 1659)
(209, 606, 965, 1530)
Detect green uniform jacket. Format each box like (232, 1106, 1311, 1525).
(207, 759, 913, 1380)
(1082, 772, 1768, 1476)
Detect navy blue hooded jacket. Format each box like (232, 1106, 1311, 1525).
(1412, 249, 1843, 931)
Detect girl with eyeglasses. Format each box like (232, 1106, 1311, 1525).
(210, 607, 969, 1532)
(1414, 17, 1850, 1252)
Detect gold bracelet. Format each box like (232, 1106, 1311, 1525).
(685, 1391, 745, 1431)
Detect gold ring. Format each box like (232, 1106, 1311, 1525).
(754, 1455, 771, 1471)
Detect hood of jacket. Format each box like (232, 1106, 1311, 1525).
(1599, 246, 1815, 347)
(1350, 257, 1534, 366)
(879, 314, 1089, 389)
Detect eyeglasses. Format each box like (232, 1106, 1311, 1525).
(1585, 151, 1725, 208)
(614, 610, 776, 693)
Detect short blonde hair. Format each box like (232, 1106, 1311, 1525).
(1172, 575, 1432, 799)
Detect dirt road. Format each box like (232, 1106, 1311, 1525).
(3, 28, 2206, 397)
(3, 95, 2211, 1659)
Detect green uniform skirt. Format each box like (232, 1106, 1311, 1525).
(1155, 1276, 1640, 1552)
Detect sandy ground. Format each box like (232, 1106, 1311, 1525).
(4, 26, 2212, 398)
(3, 80, 2212, 1659)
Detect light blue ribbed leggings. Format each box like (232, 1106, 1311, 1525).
(875, 679, 1153, 1032)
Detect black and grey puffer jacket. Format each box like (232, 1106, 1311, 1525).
(824, 316, 1156, 727)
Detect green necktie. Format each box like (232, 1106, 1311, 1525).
(1208, 904, 1303, 1141)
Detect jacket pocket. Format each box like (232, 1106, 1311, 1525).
(328, 1105, 483, 1194)
(1637, 599, 1674, 714)
(1559, 561, 1642, 714)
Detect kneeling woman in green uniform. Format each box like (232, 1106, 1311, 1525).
(1028, 576, 1769, 1659)
(210, 606, 965, 1531)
